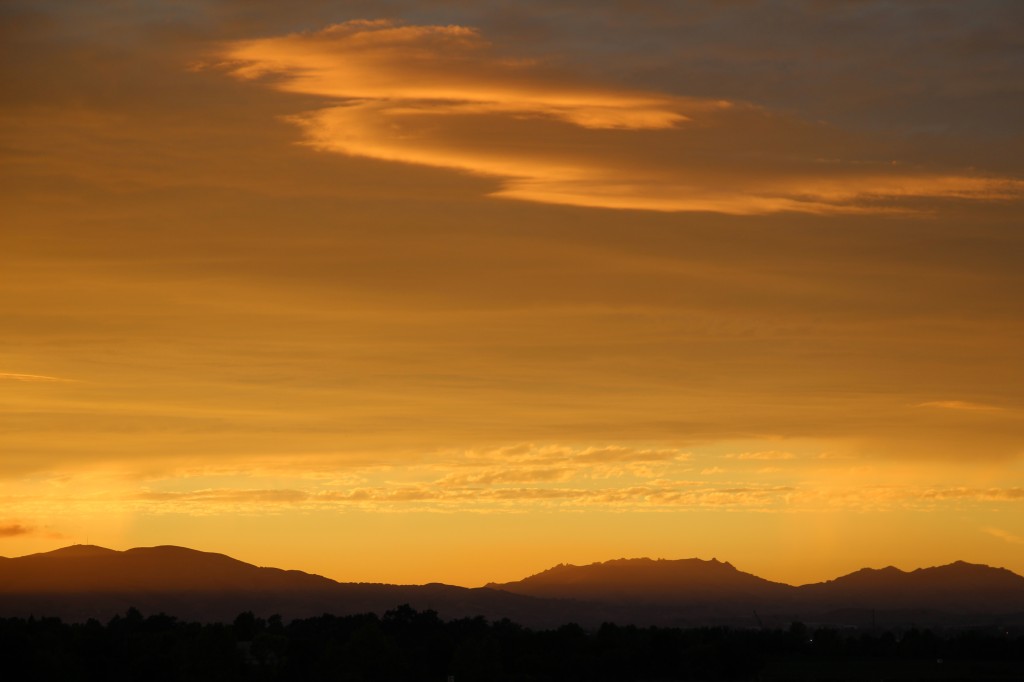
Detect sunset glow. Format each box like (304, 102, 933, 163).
(2, 0, 1023, 589)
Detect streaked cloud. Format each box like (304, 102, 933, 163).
(9, 457, 1024, 521)
(0, 372, 75, 383)
(0, 523, 33, 538)
(126, 481, 801, 511)
(453, 444, 690, 468)
(110, 479, 1024, 513)
(135, 488, 310, 504)
(727, 451, 797, 461)
(434, 444, 691, 486)
(921, 487, 1024, 501)
(917, 400, 1007, 413)
(984, 527, 1024, 545)
(221, 20, 696, 131)
(817, 452, 857, 461)
(439, 466, 575, 486)
(218, 20, 1024, 215)
(574, 446, 690, 463)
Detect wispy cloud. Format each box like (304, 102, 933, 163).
(447, 443, 689, 471)
(438, 467, 575, 486)
(917, 400, 1007, 413)
(221, 20, 695, 131)
(135, 488, 310, 504)
(726, 451, 797, 460)
(218, 20, 1024, 216)
(0, 372, 76, 383)
(0, 523, 33, 538)
(921, 487, 1024, 501)
(817, 452, 857, 461)
(21, 472, 1024, 517)
(984, 527, 1024, 545)
(433, 444, 690, 485)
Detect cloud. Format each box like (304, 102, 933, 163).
(319, 482, 796, 508)
(817, 452, 857, 461)
(0, 372, 75, 383)
(726, 450, 797, 460)
(135, 488, 310, 504)
(916, 400, 1007, 413)
(219, 19, 1024, 216)
(221, 20, 694, 131)
(574, 446, 690, 463)
(439, 466, 574, 486)
(921, 487, 1024, 501)
(432, 443, 691, 486)
(0, 523, 33, 538)
(24, 466, 1024, 516)
(484, 487, 587, 501)
(984, 527, 1024, 545)
(453, 443, 690, 467)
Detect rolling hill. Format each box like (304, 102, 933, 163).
(3, 545, 1023, 628)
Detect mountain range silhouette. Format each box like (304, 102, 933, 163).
(2, 545, 1023, 628)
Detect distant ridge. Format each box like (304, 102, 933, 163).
(0, 545, 559, 626)
(486, 557, 794, 602)
(796, 560, 1024, 614)
(2, 545, 1023, 628)
(0, 544, 338, 593)
(484, 556, 1024, 626)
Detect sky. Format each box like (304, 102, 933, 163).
(2, 0, 1023, 587)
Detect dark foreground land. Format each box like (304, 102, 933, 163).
(3, 606, 1023, 682)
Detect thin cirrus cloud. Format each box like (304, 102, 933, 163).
(126, 483, 795, 511)
(216, 19, 1023, 216)
(984, 527, 1024, 545)
(435, 444, 690, 485)
(726, 451, 797, 461)
(916, 400, 1007, 413)
(26, 454, 1024, 516)
(113, 482, 1024, 514)
(0, 372, 75, 383)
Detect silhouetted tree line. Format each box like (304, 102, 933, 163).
(1, 605, 1022, 681)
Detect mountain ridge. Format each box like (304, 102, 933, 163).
(4, 545, 1020, 590)
(485, 556, 796, 605)
(2, 545, 1023, 627)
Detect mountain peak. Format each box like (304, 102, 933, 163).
(124, 545, 231, 560)
(2, 545, 1023, 627)
(0, 542, 343, 596)
(487, 556, 788, 602)
(36, 544, 120, 558)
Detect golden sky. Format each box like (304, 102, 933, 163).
(2, 0, 1023, 587)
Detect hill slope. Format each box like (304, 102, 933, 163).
(0, 544, 338, 593)
(486, 557, 794, 603)
(796, 560, 1024, 614)
(3, 546, 1024, 627)
(0, 545, 560, 625)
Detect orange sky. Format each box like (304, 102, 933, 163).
(2, 0, 1023, 587)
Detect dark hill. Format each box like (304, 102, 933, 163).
(0, 545, 564, 625)
(3, 545, 1023, 628)
(484, 556, 1024, 627)
(486, 557, 794, 603)
(797, 560, 1024, 615)
(0, 544, 337, 593)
